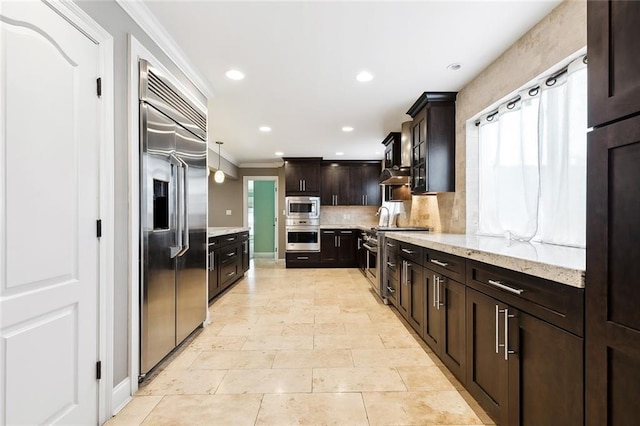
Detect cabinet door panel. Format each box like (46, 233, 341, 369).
(441, 278, 465, 382)
(588, 1, 640, 127)
(586, 114, 640, 424)
(320, 230, 338, 263)
(423, 271, 440, 350)
(398, 260, 410, 318)
(466, 288, 508, 424)
(516, 312, 583, 426)
(408, 265, 425, 337)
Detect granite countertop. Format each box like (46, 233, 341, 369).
(208, 226, 250, 238)
(320, 224, 374, 231)
(386, 232, 586, 289)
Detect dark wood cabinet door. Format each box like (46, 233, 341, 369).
(407, 264, 425, 337)
(514, 312, 584, 426)
(207, 247, 219, 300)
(586, 115, 640, 425)
(337, 230, 356, 266)
(426, 102, 455, 192)
(465, 288, 509, 424)
(362, 164, 381, 206)
(397, 259, 410, 319)
(321, 164, 350, 205)
(284, 159, 321, 195)
(441, 277, 465, 383)
(320, 230, 338, 263)
(411, 108, 427, 193)
(423, 269, 441, 351)
(588, 1, 640, 127)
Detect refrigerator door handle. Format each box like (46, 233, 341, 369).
(176, 156, 190, 257)
(169, 153, 183, 258)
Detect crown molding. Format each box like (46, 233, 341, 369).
(116, 0, 214, 99)
(238, 162, 285, 169)
(208, 146, 237, 166)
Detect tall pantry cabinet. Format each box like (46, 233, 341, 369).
(586, 1, 640, 423)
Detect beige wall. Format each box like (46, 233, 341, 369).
(209, 167, 286, 259)
(426, 0, 587, 234)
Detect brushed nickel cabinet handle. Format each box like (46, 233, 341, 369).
(430, 259, 448, 267)
(488, 279, 524, 295)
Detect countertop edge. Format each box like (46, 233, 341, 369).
(386, 232, 585, 289)
(208, 227, 250, 238)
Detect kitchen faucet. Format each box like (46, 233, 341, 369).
(376, 206, 390, 227)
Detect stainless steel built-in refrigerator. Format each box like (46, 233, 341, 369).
(139, 60, 207, 378)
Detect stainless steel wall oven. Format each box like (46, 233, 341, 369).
(286, 218, 320, 251)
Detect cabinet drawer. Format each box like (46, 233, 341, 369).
(466, 260, 584, 336)
(220, 261, 240, 286)
(220, 245, 240, 266)
(220, 233, 240, 245)
(384, 251, 399, 282)
(398, 242, 423, 264)
(384, 238, 399, 253)
(386, 276, 398, 307)
(208, 236, 220, 249)
(286, 252, 321, 267)
(424, 248, 465, 282)
(238, 231, 249, 241)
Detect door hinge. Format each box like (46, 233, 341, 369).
(96, 77, 102, 98)
(96, 219, 102, 238)
(96, 361, 102, 380)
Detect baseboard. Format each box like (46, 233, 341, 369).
(254, 252, 275, 258)
(112, 377, 132, 415)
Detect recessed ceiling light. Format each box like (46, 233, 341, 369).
(259, 126, 271, 132)
(356, 71, 374, 82)
(375, 151, 381, 155)
(275, 151, 284, 156)
(336, 152, 344, 156)
(447, 63, 462, 71)
(342, 126, 354, 132)
(225, 69, 245, 80)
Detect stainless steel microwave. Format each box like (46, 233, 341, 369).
(285, 196, 320, 219)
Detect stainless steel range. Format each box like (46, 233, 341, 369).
(365, 226, 430, 304)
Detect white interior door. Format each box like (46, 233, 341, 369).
(0, 1, 101, 424)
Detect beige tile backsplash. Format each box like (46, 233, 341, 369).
(320, 206, 379, 227)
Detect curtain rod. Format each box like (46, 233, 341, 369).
(474, 55, 587, 127)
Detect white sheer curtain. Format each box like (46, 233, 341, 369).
(477, 55, 587, 248)
(536, 58, 587, 247)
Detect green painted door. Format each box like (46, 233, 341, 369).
(253, 181, 275, 253)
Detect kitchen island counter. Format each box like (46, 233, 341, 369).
(208, 227, 250, 238)
(386, 232, 585, 288)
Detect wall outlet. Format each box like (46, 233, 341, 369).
(226, 209, 232, 216)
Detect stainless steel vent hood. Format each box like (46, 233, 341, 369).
(379, 121, 412, 185)
(379, 166, 410, 185)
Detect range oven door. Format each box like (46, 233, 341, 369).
(286, 226, 320, 251)
(363, 243, 378, 290)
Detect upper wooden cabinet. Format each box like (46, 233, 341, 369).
(588, 1, 640, 128)
(284, 157, 321, 195)
(406, 92, 456, 194)
(382, 132, 401, 169)
(587, 2, 640, 424)
(320, 161, 381, 206)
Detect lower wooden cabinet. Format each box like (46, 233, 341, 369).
(466, 287, 584, 425)
(208, 231, 249, 301)
(321, 229, 356, 266)
(285, 251, 321, 267)
(385, 238, 585, 425)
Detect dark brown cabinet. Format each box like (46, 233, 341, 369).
(208, 231, 249, 301)
(349, 163, 381, 206)
(382, 132, 401, 169)
(284, 157, 321, 195)
(588, 1, 640, 128)
(466, 261, 584, 425)
(422, 249, 466, 381)
(587, 2, 640, 424)
(406, 92, 456, 194)
(397, 242, 425, 332)
(321, 229, 356, 266)
(320, 161, 381, 206)
(466, 287, 583, 425)
(321, 163, 350, 205)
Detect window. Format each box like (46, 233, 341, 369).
(476, 55, 587, 248)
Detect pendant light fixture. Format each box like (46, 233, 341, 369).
(214, 141, 225, 183)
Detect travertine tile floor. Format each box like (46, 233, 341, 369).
(107, 260, 494, 425)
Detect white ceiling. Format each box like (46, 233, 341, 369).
(141, 0, 562, 166)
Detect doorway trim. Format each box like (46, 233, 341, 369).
(243, 176, 279, 260)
